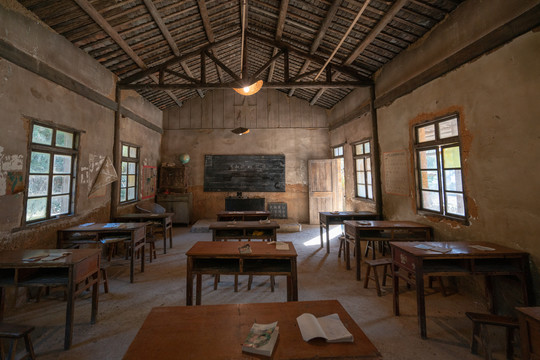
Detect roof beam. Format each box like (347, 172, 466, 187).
(119, 81, 370, 91)
(268, 0, 289, 82)
(197, 0, 224, 84)
(74, 0, 182, 107)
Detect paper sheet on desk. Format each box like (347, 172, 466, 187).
(275, 242, 289, 250)
(469, 245, 495, 251)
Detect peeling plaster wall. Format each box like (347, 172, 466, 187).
(162, 89, 330, 223)
(0, 4, 162, 248)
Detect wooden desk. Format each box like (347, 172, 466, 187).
(319, 211, 378, 254)
(0, 249, 100, 350)
(58, 222, 146, 283)
(123, 300, 382, 360)
(516, 307, 540, 359)
(391, 241, 532, 339)
(344, 220, 432, 280)
(186, 241, 298, 305)
(115, 213, 174, 253)
(217, 210, 271, 221)
(209, 220, 280, 242)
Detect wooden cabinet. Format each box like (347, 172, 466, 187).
(159, 165, 186, 193)
(517, 307, 540, 360)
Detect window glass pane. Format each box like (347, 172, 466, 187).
(129, 146, 137, 158)
(32, 125, 53, 145)
(357, 185, 366, 197)
(122, 145, 129, 157)
(364, 142, 370, 154)
(128, 162, 136, 174)
(421, 170, 439, 190)
(417, 125, 435, 142)
(56, 130, 73, 148)
(356, 159, 364, 171)
(367, 171, 372, 185)
(366, 158, 371, 171)
(51, 195, 70, 216)
(52, 175, 70, 194)
(355, 144, 364, 155)
(120, 188, 126, 202)
(421, 191, 440, 212)
(127, 187, 135, 200)
(26, 197, 47, 221)
(419, 149, 437, 169)
(121, 175, 127, 188)
(30, 152, 50, 173)
(444, 169, 463, 191)
(367, 185, 373, 199)
(53, 154, 72, 174)
(446, 193, 465, 216)
(128, 175, 136, 187)
(121, 161, 128, 174)
(439, 118, 458, 139)
(357, 172, 365, 185)
(28, 175, 49, 196)
(443, 146, 461, 168)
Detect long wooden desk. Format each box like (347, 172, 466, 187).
(0, 249, 100, 350)
(344, 220, 432, 280)
(319, 211, 378, 253)
(58, 222, 146, 283)
(123, 300, 382, 359)
(216, 210, 270, 221)
(516, 306, 540, 359)
(186, 241, 297, 305)
(209, 220, 280, 242)
(115, 213, 174, 253)
(391, 241, 532, 339)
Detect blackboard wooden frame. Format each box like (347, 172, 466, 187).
(204, 155, 285, 192)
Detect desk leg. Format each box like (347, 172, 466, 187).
(291, 258, 298, 301)
(186, 258, 193, 306)
(162, 221, 167, 254)
(415, 265, 427, 339)
(196, 274, 202, 305)
(65, 277, 75, 350)
(91, 270, 99, 324)
(320, 223, 324, 249)
(141, 238, 145, 273)
(393, 262, 400, 316)
(356, 237, 362, 281)
(129, 237, 135, 284)
(0, 287, 4, 321)
(326, 225, 330, 254)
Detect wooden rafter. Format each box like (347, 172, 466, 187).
(197, 0, 224, 84)
(268, 0, 289, 82)
(119, 81, 370, 91)
(74, 0, 182, 107)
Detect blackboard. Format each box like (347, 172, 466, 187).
(204, 155, 285, 192)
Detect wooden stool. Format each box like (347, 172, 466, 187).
(465, 312, 519, 360)
(248, 275, 275, 292)
(338, 236, 346, 259)
(363, 258, 393, 296)
(100, 266, 109, 293)
(0, 323, 36, 360)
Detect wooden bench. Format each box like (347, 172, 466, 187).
(0, 323, 36, 360)
(363, 258, 393, 296)
(465, 312, 519, 360)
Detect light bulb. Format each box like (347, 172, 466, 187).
(243, 86, 250, 93)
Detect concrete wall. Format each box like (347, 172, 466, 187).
(0, 3, 162, 248)
(162, 88, 329, 223)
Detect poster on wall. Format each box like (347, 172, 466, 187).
(88, 156, 118, 198)
(383, 151, 409, 196)
(142, 165, 157, 199)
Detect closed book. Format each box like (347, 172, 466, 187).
(242, 322, 279, 357)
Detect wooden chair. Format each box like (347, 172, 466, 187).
(465, 312, 519, 360)
(0, 323, 35, 360)
(136, 202, 173, 249)
(363, 258, 393, 296)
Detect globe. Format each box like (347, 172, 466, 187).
(178, 153, 190, 164)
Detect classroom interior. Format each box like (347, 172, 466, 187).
(1, 0, 539, 359)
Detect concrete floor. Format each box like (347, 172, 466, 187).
(4, 225, 511, 359)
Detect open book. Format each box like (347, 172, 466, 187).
(296, 313, 353, 343)
(242, 322, 279, 357)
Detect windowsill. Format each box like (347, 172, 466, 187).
(417, 210, 469, 226)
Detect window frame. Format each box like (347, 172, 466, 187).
(24, 120, 79, 225)
(119, 142, 140, 204)
(331, 144, 344, 158)
(413, 114, 467, 221)
(352, 139, 374, 201)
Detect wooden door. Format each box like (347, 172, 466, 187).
(308, 159, 342, 224)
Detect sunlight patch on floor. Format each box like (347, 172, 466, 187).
(303, 225, 343, 246)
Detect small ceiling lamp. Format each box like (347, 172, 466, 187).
(233, 79, 263, 96)
(231, 127, 250, 135)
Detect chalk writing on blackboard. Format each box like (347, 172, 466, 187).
(383, 151, 409, 196)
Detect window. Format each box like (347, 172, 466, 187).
(25, 122, 78, 223)
(353, 140, 373, 199)
(332, 145, 343, 158)
(414, 114, 466, 218)
(120, 143, 139, 203)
